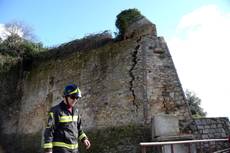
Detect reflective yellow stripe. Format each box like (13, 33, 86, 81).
(49, 112, 54, 119)
(73, 116, 78, 121)
(53, 142, 78, 149)
(59, 116, 72, 122)
(69, 88, 79, 95)
(79, 133, 87, 140)
(59, 116, 78, 123)
(46, 112, 54, 128)
(44, 142, 53, 148)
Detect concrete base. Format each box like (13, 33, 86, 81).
(162, 144, 197, 153)
(156, 134, 194, 141)
(151, 115, 196, 153)
(152, 114, 179, 139)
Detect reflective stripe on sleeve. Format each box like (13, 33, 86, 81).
(53, 142, 78, 149)
(49, 112, 54, 119)
(79, 133, 87, 141)
(46, 112, 55, 128)
(73, 116, 78, 121)
(44, 142, 53, 148)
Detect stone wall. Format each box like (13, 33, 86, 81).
(144, 36, 191, 122)
(0, 17, 191, 153)
(188, 117, 230, 151)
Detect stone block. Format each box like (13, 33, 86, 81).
(217, 124, 223, 128)
(202, 134, 208, 139)
(154, 47, 165, 54)
(221, 133, 227, 137)
(211, 124, 216, 128)
(194, 120, 201, 125)
(203, 129, 209, 134)
(151, 114, 179, 139)
(197, 125, 203, 129)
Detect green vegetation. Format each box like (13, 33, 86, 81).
(115, 8, 142, 39)
(1, 132, 43, 153)
(0, 21, 47, 66)
(185, 89, 207, 118)
(79, 124, 151, 153)
(0, 34, 47, 57)
(0, 34, 47, 73)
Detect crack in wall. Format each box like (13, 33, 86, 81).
(162, 86, 171, 114)
(129, 37, 142, 112)
(162, 97, 169, 114)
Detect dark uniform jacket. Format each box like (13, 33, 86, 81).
(43, 101, 87, 153)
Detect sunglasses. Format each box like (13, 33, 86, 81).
(69, 95, 78, 100)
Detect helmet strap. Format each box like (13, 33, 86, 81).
(65, 96, 71, 108)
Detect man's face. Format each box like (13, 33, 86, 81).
(67, 95, 78, 107)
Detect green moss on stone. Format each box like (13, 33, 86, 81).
(115, 9, 143, 38)
(79, 124, 151, 153)
(0, 131, 43, 153)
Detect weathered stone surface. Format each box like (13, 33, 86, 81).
(186, 117, 230, 151)
(123, 17, 157, 39)
(152, 114, 179, 137)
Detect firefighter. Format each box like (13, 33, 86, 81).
(43, 84, 91, 153)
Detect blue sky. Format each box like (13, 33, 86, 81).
(1, 0, 230, 118)
(0, 0, 228, 46)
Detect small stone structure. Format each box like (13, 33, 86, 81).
(149, 116, 230, 153)
(187, 117, 230, 151)
(152, 115, 180, 139)
(152, 115, 195, 153)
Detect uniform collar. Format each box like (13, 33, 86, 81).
(60, 101, 77, 113)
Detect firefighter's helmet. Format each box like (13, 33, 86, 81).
(63, 84, 81, 98)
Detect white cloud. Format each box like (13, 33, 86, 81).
(168, 5, 230, 118)
(0, 24, 7, 40)
(0, 23, 24, 40)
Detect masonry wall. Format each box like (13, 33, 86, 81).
(0, 17, 191, 153)
(143, 36, 191, 122)
(188, 117, 230, 152)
